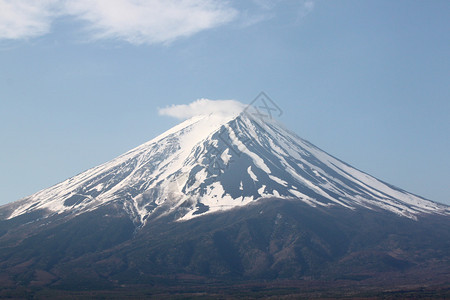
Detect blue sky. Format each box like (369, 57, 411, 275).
(0, 0, 449, 206)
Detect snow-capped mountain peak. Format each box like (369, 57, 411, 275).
(3, 109, 449, 225)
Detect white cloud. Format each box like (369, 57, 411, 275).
(0, 0, 314, 44)
(63, 0, 238, 45)
(159, 99, 245, 120)
(0, 0, 60, 39)
(0, 0, 237, 44)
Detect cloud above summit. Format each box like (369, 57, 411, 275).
(158, 99, 245, 120)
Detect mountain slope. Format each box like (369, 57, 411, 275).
(0, 107, 449, 296)
(1, 199, 449, 297)
(1, 111, 447, 225)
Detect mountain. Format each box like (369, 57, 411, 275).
(2, 110, 447, 223)
(1, 107, 449, 298)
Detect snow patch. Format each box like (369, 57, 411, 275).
(247, 166, 258, 181)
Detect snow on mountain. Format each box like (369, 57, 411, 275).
(2, 104, 449, 225)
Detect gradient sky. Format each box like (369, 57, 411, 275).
(0, 0, 449, 206)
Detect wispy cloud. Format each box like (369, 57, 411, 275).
(238, 0, 315, 28)
(0, 0, 237, 44)
(298, 0, 315, 19)
(0, 0, 60, 39)
(62, 0, 238, 45)
(0, 0, 315, 44)
(159, 99, 245, 120)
